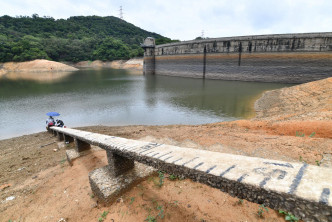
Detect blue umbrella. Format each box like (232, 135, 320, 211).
(46, 112, 60, 117)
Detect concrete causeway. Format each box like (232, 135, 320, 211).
(50, 127, 332, 222)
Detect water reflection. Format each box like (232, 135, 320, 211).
(0, 69, 293, 140)
(3, 71, 74, 83)
(144, 75, 289, 118)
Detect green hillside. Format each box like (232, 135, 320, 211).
(0, 14, 177, 62)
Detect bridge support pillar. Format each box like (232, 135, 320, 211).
(89, 150, 155, 203)
(64, 134, 74, 143)
(106, 151, 134, 177)
(74, 138, 91, 152)
(57, 132, 64, 141)
(65, 138, 90, 166)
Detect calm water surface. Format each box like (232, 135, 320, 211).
(0, 69, 292, 140)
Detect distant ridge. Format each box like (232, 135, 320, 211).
(0, 15, 176, 62)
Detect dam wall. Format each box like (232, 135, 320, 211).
(142, 33, 332, 83)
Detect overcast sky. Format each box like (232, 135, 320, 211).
(1, 0, 332, 40)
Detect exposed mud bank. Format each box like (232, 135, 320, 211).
(0, 59, 78, 77)
(0, 59, 143, 81)
(255, 77, 332, 121)
(74, 58, 143, 71)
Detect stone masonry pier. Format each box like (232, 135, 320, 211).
(50, 127, 331, 222)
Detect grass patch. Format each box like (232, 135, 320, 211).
(257, 204, 268, 217)
(169, 200, 179, 207)
(309, 132, 316, 138)
(279, 210, 299, 221)
(59, 158, 66, 164)
(168, 174, 178, 181)
(98, 211, 109, 222)
(145, 215, 156, 222)
(296, 131, 316, 138)
(158, 171, 165, 187)
(295, 131, 305, 137)
(151, 171, 165, 187)
(157, 205, 165, 219)
(129, 197, 135, 205)
(299, 156, 307, 163)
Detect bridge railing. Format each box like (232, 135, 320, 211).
(50, 127, 331, 221)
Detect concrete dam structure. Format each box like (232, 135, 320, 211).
(142, 33, 332, 83)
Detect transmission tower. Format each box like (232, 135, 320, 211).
(201, 30, 205, 38)
(119, 6, 124, 20)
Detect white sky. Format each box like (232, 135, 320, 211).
(1, 0, 332, 41)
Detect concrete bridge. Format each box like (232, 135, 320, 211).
(142, 32, 332, 83)
(50, 127, 331, 222)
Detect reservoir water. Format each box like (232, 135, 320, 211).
(0, 69, 292, 140)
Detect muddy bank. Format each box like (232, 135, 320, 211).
(255, 77, 332, 121)
(0, 58, 142, 80)
(0, 59, 78, 77)
(1, 71, 76, 82)
(74, 58, 143, 71)
(245, 77, 332, 139)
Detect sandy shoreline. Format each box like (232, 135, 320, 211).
(0, 59, 78, 76)
(73, 58, 143, 70)
(0, 58, 143, 78)
(0, 77, 331, 221)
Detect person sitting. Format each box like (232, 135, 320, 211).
(46, 116, 55, 130)
(55, 119, 64, 127)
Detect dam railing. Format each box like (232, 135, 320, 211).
(50, 127, 331, 222)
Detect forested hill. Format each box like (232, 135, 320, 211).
(0, 14, 177, 62)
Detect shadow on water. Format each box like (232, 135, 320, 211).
(0, 69, 294, 139)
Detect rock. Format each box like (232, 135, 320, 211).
(57, 218, 67, 222)
(0, 184, 11, 191)
(91, 202, 98, 208)
(66, 149, 80, 166)
(57, 142, 65, 149)
(5, 196, 15, 201)
(321, 154, 332, 168)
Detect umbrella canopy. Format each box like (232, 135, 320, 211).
(46, 112, 60, 117)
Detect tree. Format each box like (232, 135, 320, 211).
(93, 37, 131, 61)
(0, 15, 176, 62)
